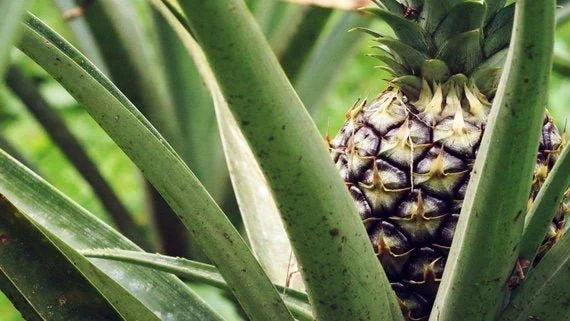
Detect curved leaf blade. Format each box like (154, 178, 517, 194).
(218, 103, 299, 286)
(421, 0, 450, 34)
(484, 4, 515, 57)
(4, 66, 152, 250)
(17, 13, 293, 321)
(486, 0, 507, 23)
(64, 0, 194, 257)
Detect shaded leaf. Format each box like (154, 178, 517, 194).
(0, 196, 143, 321)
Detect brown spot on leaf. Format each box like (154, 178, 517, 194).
(329, 228, 339, 237)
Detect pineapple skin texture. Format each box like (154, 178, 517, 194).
(329, 87, 565, 320)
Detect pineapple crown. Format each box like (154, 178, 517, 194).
(358, 0, 514, 99)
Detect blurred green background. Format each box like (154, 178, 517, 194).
(0, 1, 569, 320)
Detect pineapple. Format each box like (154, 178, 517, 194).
(328, 1, 567, 319)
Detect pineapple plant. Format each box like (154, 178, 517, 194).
(1, 0, 569, 321)
(328, 0, 567, 319)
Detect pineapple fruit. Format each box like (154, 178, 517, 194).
(328, 0, 567, 319)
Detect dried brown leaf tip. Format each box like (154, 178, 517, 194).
(63, 0, 96, 21)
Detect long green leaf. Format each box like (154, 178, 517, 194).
(0, 150, 223, 319)
(152, 8, 229, 204)
(519, 143, 570, 261)
(153, 7, 234, 259)
(5, 66, 152, 250)
(175, 1, 399, 320)
(81, 248, 314, 321)
(151, 0, 300, 288)
(293, 11, 372, 115)
(422, 0, 451, 34)
(72, 0, 183, 151)
(499, 232, 570, 320)
(0, 195, 152, 320)
(216, 107, 301, 287)
(431, 0, 556, 320)
(64, 0, 188, 256)
(0, 0, 29, 76)
(17, 13, 293, 321)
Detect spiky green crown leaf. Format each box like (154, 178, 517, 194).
(362, 0, 514, 97)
